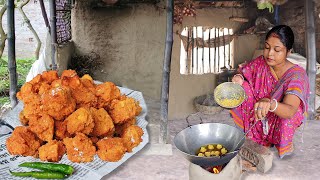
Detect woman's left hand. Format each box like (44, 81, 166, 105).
(254, 98, 271, 120)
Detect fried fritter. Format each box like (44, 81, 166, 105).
(28, 74, 43, 92)
(109, 97, 141, 124)
(16, 82, 33, 101)
(117, 95, 142, 116)
(41, 70, 59, 84)
(61, 70, 81, 90)
(89, 136, 99, 146)
(81, 74, 93, 82)
(95, 82, 120, 107)
(41, 86, 76, 121)
(17, 81, 43, 121)
(22, 93, 42, 119)
(63, 133, 96, 163)
(90, 107, 114, 137)
(114, 118, 136, 137)
(18, 91, 43, 129)
(96, 137, 127, 162)
(38, 82, 51, 95)
(19, 110, 29, 126)
(6, 126, 41, 157)
(54, 120, 71, 140)
(28, 114, 54, 142)
(61, 69, 78, 79)
(66, 108, 94, 135)
(17, 86, 42, 125)
(39, 140, 65, 162)
(121, 125, 144, 152)
(62, 72, 97, 109)
(51, 79, 62, 88)
(80, 74, 96, 93)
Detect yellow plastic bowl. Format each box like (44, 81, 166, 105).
(214, 82, 246, 109)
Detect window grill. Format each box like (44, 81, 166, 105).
(56, 0, 72, 44)
(178, 26, 234, 75)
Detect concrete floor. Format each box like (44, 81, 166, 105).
(104, 97, 320, 180)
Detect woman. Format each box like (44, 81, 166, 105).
(231, 25, 309, 158)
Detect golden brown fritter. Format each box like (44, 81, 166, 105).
(19, 110, 29, 126)
(89, 136, 99, 146)
(61, 73, 97, 109)
(28, 74, 43, 93)
(134, 101, 142, 116)
(63, 133, 96, 163)
(41, 86, 76, 121)
(38, 82, 51, 96)
(108, 97, 141, 124)
(19, 93, 42, 124)
(66, 108, 94, 135)
(90, 107, 114, 137)
(16, 82, 33, 101)
(121, 125, 144, 152)
(54, 120, 71, 140)
(95, 82, 120, 104)
(41, 70, 59, 84)
(61, 70, 81, 89)
(114, 118, 136, 137)
(51, 79, 62, 88)
(80, 74, 95, 92)
(6, 126, 41, 157)
(28, 114, 54, 142)
(61, 69, 78, 79)
(17, 82, 43, 121)
(96, 137, 127, 162)
(39, 140, 65, 162)
(81, 74, 93, 81)
(118, 95, 142, 116)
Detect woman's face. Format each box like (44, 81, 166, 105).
(263, 36, 289, 67)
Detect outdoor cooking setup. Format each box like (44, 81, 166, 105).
(173, 82, 249, 178)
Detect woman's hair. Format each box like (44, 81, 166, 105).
(265, 25, 294, 51)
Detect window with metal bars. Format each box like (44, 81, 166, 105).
(178, 26, 234, 75)
(56, 0, 72, 44)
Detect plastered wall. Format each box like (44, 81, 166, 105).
(71, 0, 166, 99)
(71, 1, 260, 120)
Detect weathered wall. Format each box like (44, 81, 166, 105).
(57, 42, 74, 75)
(169, 8, 260, 119)
(280, 0, 320, 61)
(71, 1, 261, 120)
(71, 0, 166, 99)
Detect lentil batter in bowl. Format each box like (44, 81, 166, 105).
(213, 82, 246, 109)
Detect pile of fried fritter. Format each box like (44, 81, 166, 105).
(6, 70, 144, 163)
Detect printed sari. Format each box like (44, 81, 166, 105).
(230, 55, 309, 158)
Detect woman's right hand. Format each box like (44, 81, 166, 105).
(232, 74, 244, 85)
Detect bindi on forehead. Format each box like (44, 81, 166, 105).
(270, 32, 280, 38)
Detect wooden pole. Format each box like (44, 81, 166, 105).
(159, 0, 173, 144)
(7, 0, 17, 108)
(49, 0, 57, 70)
(305, 0, 316, 120)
